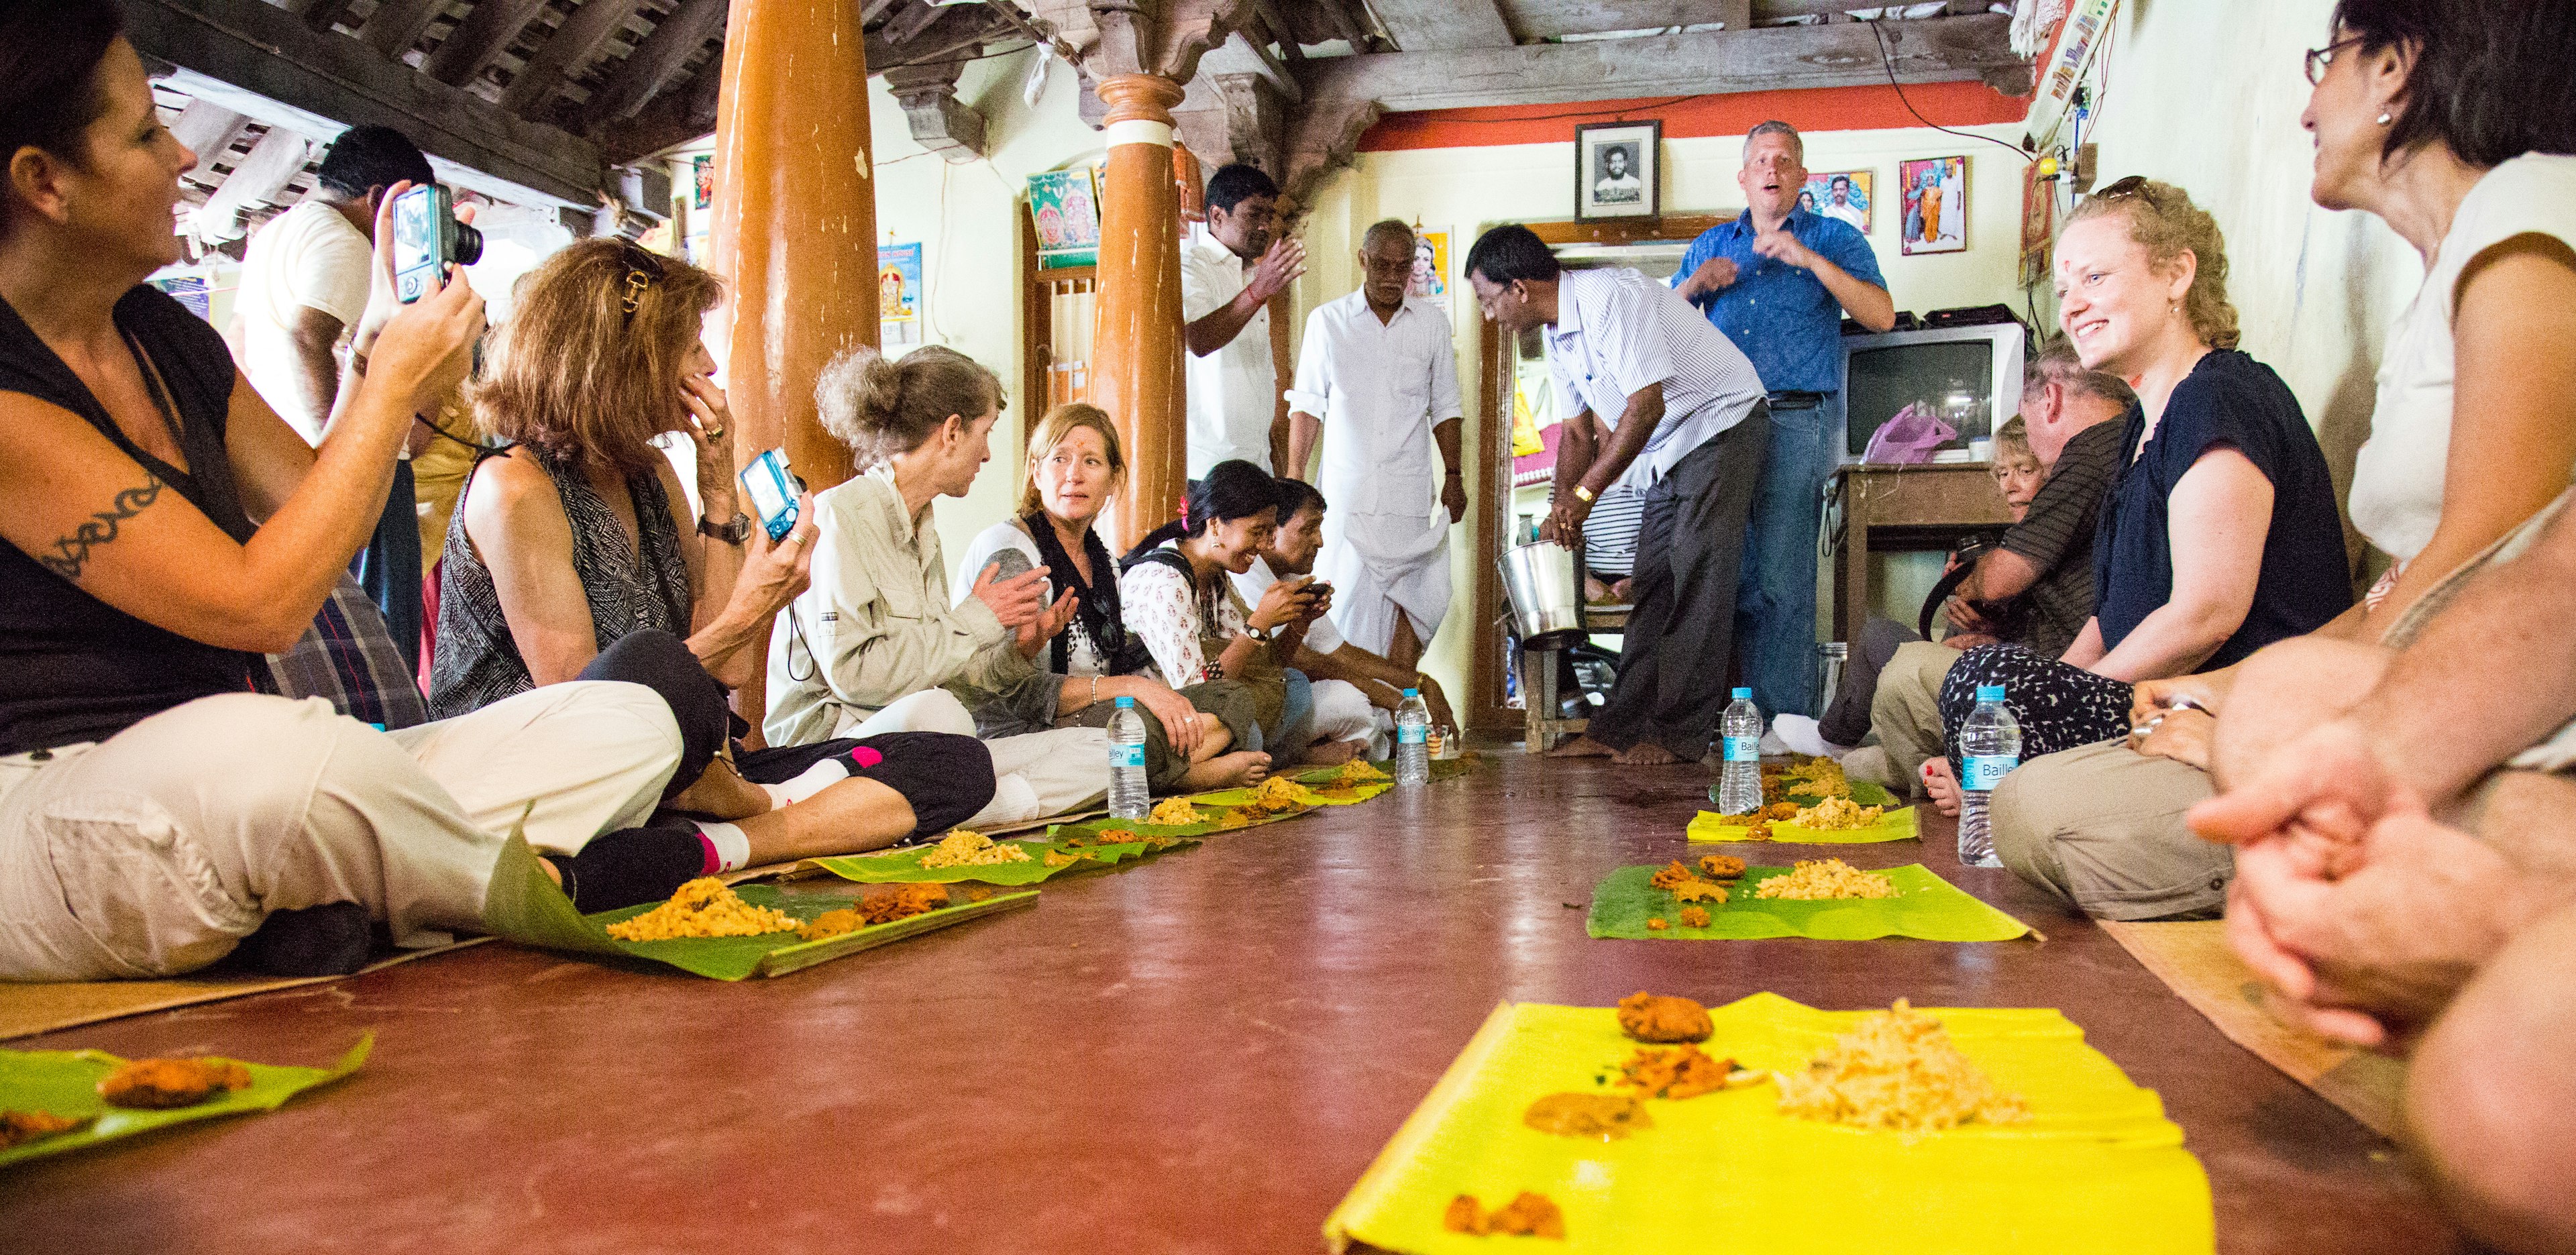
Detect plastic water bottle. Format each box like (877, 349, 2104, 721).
(1395, 688, 1432, 785)
(1714, 687, 1764, 814)
(1957, 684, 2020, 868)
(1107, 696, 1150, 819)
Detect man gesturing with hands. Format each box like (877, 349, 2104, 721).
(1183, 164, 1303, 477)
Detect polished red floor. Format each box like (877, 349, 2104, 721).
(0, 753, 2457, 1254)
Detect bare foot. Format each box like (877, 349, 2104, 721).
(1179, 751, 1272, 792)
(1613, 743, 1682, 767)
(1923, 759, 1963, 818)
(1301, 739, 1360, 766)
(1546, 735, 1617, 759)
(667, 757, 771, 820)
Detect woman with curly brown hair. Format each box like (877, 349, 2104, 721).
(431, 239, 994, 902)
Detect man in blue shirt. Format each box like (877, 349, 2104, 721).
(1672, 120, 1896, 716)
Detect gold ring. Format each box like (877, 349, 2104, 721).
(705, 425, 726, 440)
(788, 529, 812, 546)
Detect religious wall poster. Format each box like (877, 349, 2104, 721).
(880, 241, 923, 346)
(1028, 167, 1102, 268)
(1899, 156, 1970, 255)
(1574, 121, 1660, 221)
(1803, 170, 1874, 234)
(692, 154, 713, 211)
(2020, 159, 2056, 287)
(1409, 227, 1451, 312)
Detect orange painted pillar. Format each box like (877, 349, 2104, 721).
(708, 0, 873, 494)
(1089, 74, 1189, 552)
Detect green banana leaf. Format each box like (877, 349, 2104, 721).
(480, 834, 1036, 979)
(811, 824, 1205, 886)
(1688, 805, 1921, 844)
(1587, 862, 2033, 942)
(0, 1033, 371, 1168)
(1770, 778, 1899, 808)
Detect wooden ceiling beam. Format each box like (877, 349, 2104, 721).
(423, 0, 551, 87)
(168, 99, 250, 171)
(596, 47, 722, 164)
(1297, 13, 2022, 112)
(1197, 28, 1300, 103)
(1366, 0, 1513, 52)
(881, 60, 988, 164)
(358, 0, 450, 58)
(579, 0, 728, 127)
(499, 0, 649, 118)
(861, 0, 904, 24)
(193, 125, 311, 242)
(127, 0, 603, 207)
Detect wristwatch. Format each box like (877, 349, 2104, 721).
(698, 512, 753, 544)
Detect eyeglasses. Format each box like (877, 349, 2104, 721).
(2304, 36, 2364, 85)
(2094, 174, 2155, 205)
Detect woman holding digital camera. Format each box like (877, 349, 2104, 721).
(429, 239, 995, 895)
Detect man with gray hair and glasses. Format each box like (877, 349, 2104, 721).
(1672, 119, 1894, 720)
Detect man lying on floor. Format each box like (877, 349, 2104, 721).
(2190, 487, 2576, 1254)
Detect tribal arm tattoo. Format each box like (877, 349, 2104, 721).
(38, 471, 164, 582)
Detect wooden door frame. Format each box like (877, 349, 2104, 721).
(1466, 213, 1734, 736)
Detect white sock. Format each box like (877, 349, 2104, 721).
(757, 757, 852, 811)
(695, 821, 752, 873)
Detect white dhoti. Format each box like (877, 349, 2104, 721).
(0, 685, 682, 981)
(1309, 678, 1391, 758)
(1320, 506, 1452, 657)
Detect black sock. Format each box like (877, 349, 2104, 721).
(235, 902, 373, 977)
(555, 825, 710, 913)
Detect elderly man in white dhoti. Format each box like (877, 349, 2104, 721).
(1283, 219, 1466, 670)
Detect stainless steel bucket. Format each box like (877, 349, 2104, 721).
(1496, 540, 1587, 649)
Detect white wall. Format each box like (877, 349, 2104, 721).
(2076, 0, 2418, 574)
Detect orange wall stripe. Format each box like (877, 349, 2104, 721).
(1357, 80, 2031, 152)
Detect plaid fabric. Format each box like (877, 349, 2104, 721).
(266, 574, 429, 730)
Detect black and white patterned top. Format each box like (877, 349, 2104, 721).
(427, 445, 692, 719)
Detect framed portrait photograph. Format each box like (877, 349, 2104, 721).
(1898, 156, 1970, 255)
(1574, 121, 1660, 220)
(1802, 169, 1873, 233)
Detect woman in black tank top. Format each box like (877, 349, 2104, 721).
(0, 12, 938, 981)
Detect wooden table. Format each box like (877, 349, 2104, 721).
(1829, 462, 2016, 647)
(1, 754, 2457, 1254)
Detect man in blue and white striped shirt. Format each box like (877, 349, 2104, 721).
(1467, 225, 1768, 765)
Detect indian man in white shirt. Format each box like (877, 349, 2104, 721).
(1467, 225, 1769, 767)
(1282, 219, 1465, 669)
(1235, 477, 1464, 760)
(228, 125, 438, 672)
(1182, 164, 1304, 477)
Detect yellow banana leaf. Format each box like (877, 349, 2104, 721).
(1326, 993, 2212, 1254)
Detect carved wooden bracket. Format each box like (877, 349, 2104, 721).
(883, 60, 989, 163)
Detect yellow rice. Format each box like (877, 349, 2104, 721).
(917, 830, 1032, 869)
(1147, 798, 1203, 825)
(1790, 797, 1886, 830)
(1752, 858, 1898, 901)
(604, 877, 800, 941)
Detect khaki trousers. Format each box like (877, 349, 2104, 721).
(0, 684, 681, 981)
(1990, 741, 2231, 920)
(1866, 641, 1964, 795)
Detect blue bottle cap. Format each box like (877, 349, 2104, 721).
(1976, 685, 2006, 702)
(1731, 687, 1752, 700)
(1403, 688, 1419, 697)
(1115, 695, 1135, 708)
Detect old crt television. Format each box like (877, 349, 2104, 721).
(1839, 322, 2027, 461)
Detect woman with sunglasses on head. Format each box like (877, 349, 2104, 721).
(0, 1, 757, 980)
(430, 240, 994, 902)
(1919, 176, 2354, 844)
(947, 402, 1272, 792)
(1976, 0, 2576, 931)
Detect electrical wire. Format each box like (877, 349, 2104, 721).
(1862, 18, 2033, 164)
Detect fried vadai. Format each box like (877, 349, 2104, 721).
(1616, 991, 1713, 1044)
(1446, 1192, 1566, 1239)
(1677, 906, 1711, 928)
(96, 1057, 252, 1109)
(0, 1110, 86, 1148)
(1697, 854, 1746, 880)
